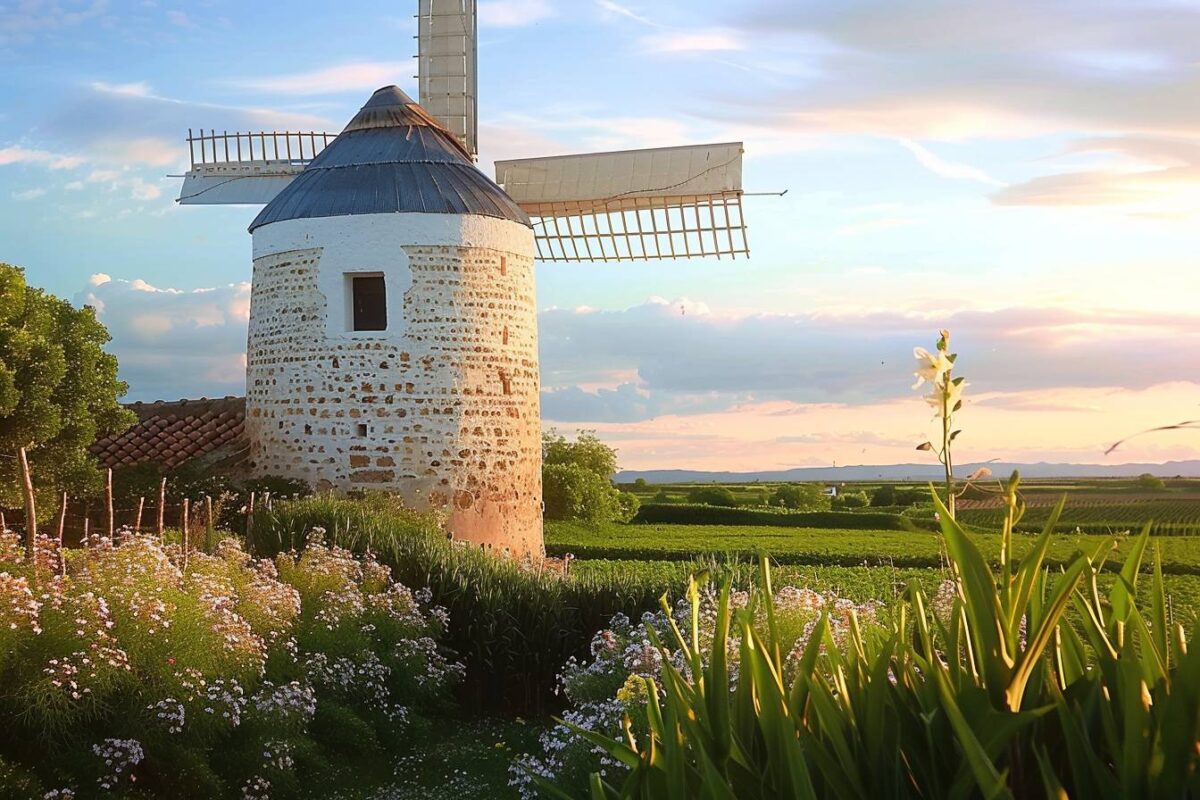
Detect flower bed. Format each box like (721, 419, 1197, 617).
(0, 528, 462, 798)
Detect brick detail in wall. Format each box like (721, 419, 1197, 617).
(244, 237, 542, 559)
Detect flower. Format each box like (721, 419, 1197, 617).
(912, 346, 953, 389)
(926, 378, 968, 417)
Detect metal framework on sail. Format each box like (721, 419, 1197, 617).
(496, 142, 749, 261)
(177, 130, 336, 205)
(416, 0, 477, 156)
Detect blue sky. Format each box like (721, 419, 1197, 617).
(4, 0, 1200, 470)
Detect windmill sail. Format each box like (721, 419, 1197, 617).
(177, 130, 336, 205)
(495, 142, 748, 262)
(416, 0, 477, 157)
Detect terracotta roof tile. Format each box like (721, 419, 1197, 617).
(91, 396, 248, 470)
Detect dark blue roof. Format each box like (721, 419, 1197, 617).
(249, 86, 529, 232)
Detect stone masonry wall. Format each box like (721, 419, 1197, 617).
(245, 213, 542, 558)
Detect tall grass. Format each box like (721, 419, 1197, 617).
(550, 473, 1200, 798)
(248, 494, 674, 714)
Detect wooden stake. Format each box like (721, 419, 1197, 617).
(246, 491, 255, 538)
(156, 477, 167, 542)
(82, 517, 89, 548)
(133, 497, 145, 536)
(0, 510, 6, 532)
(205, 495, 214, 550)
(18, 447, 36, 559)
(57, 492, 67, 575)
(181, 497, 189, 571)
(105, 468, 115, 541)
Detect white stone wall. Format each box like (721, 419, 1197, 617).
(246, 213, 542, 558)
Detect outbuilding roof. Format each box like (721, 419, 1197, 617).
(90, 397, 248, 470)
(248, 86, 529, 232)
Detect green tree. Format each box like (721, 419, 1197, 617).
(542, 429, 617, 477)
(1137, 472, 1166, 491)
(686, 486, 739, 507)
(632, 477, 648, 489)
(769, 483, 830, 511)
(870, 484, 897, 506)
(832, 490, 870, 510)
(0, 265, 133, 506)
(541, 430, 628, 523)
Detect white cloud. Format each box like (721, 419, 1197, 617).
(0, 0, 109, 45)
(595, 0, 659, 27)
(897, 138, 1005, 186)
(228, 61, 409, 96)
(0, 145, 83, 169)
(12, 188, 46, 200)
(641, 29, 744, 53)
(479, 0, 555, 27)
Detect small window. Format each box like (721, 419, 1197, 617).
(356, 423, 368, 438)
(351, 275, 387, 331)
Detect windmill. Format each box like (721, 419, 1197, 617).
(174, 0, 754, 558)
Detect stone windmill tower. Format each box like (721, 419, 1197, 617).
(174, 1, 752, 558)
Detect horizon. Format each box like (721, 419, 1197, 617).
(4, 0, 1200, 471)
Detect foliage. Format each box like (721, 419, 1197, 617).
(0, 525, 460, 798)
(615, 491, 640, 524)
(630, 503, 919, 531)
(546, 518, 1200, 576)
(1137, 472, 1167, 491)
(249, 495, 675, 714)
(686, 486, 740, 507)
(0, 264, 134, 505)
(830, 490, 869, 510)
(547, 474, 1200, 798)
(541, 431, 630, 525)
(869, 484, 928, 507)
(542, 431, 618, 479)
(768, 483, 830, 511)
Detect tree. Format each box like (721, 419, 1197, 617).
(541, 430, 629, 524)
(0, 265, 133, 507)
(1137, 473, 1166, 491)
(769, 483, 830, 511)
(870, 485, 897, 506)
(633, 478, 648, 489)
(832, 490, 870, 510)
(687, 486, 739, 507)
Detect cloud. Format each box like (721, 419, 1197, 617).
(479, 0, 556, 27)
(0, 145, 83, 169)
(641, 29, 744, 53)
(12, 188, 46, 200)
(897, 138, 1005, 186)
(78, 277, 252, 401)
(595, 0, 659, 27)
(0, 0, 109, 44)
(228, 62, 409, 96)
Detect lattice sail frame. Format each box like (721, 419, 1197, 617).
(416, 0, 478, 156)
(496, 142, 749, 262)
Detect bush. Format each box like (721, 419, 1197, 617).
(542, 463, 622, 523)
(632, 503, 919, 530)
(249, 495, 673, 714)
(870, 484, 927, 507)
(0, 525, 460, 797)
(685, 486, 739, 507)
(543, 478, 1200, 798)
(769, 483, 830, 511)
(1137, 472, 1167, 491)
(831, 489, 869, 509)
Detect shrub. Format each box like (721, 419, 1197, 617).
(768, 483, 829, 511)
(0, 525, 460, 797)
(685, 486, 739, 507)
(543, 463, 622, 523)
(631, 503, 919, 530)
(544, 476, 1200, 798)
(831, 489, 869, 509)
(250, 495, 674, 714)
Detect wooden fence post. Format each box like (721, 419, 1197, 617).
(205, 495, 214, 550)
(157, 478, 167, 542)
(181, 498, 189, 571)
(134, 497, 145, 536)
(18, 447, 36, 559)
(57, 492, 67, 574)
(246, 491, 255, 539)
(105, 467, 114, 541)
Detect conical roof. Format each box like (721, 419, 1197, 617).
(249, 86, 529, 232)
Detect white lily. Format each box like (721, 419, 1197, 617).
(912, 346, 953, 389)
(927, 379, 968, 418)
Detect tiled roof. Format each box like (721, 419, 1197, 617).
(91, 396, 248, 470)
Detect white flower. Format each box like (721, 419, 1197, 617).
(912, 346, 953, 389)
(926, 379, 967, 418)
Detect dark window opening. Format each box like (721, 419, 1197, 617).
(356, 423, 368, 438)
(351, 275, 387, 331)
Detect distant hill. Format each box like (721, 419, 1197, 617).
(616, 461, 1200, 484)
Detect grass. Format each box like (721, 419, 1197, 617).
(546, 520, 1200, 574)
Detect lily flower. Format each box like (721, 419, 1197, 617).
(912, 346, 953, 389)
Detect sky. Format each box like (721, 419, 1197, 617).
(2, 0, 1200, 472)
